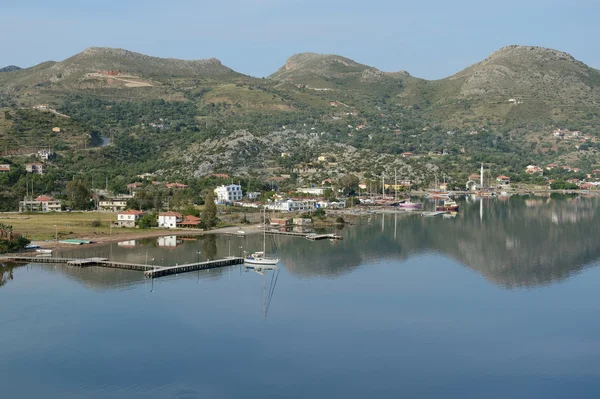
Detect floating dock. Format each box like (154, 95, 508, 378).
(0, 255, 244, 278)
(265, 230, 343, 240)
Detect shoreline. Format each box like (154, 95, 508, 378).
(28, 224, 264, 251)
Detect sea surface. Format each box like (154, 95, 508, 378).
(2, 195, 600, 398)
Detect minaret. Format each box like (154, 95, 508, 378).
(480, 163, 484, 188)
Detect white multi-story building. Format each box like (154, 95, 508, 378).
(266, 199, 317, 212)
(100, 195, 134, 212)
(158, 211, 183, 228)
(116, 209, 145, 227)
(19, 195, 62, 212)
(214, 184, 243, 203)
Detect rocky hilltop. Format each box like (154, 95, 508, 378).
(0, 65, 21, 73)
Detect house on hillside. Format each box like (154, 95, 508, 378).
(0, 164, 10, 173)
(401, 152, 414, 158)
(37, 150, 54, 160)
(116, 209, 145, 228)
(214, 184, 243, 203)
(496, 175, 511, 187)
(166, 182, 188, 189)
(26, 162, 45, 175)
(546, 164, 558, 170)
(19, 195, 62, 213)
(100, 196, 133, 212)
(526, 165, 543, 174)
(158, 211, 183, 228)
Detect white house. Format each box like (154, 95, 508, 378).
(37, 150, 54, 160)
(116, 209, 145, 228)
(19, 195, 62, 212)
(266, 199, 317, 212)
(214, 184, 243, 203)
(247, 192, 261, 200)
(100, 195, 133, 212)
(296, 187, 331, 196)
(158, 211, 183, 228)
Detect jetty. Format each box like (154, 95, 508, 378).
(265, 230, 343, 240)
(0, 255, 244, 279)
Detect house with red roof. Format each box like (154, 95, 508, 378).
(116, 209, 145, 228)
(0, 164, 10, 172)
(401, 152, 414, 158)
(166, 182, 188, 189)
(496, 175, 511, 186)
(158, 211, 183, 228)
(178, 215, 201, 228)
(19, 195, 62, 213)
(546, 164, 558, 170)
(212, 173, 230, 179)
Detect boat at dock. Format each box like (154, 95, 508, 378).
(436, 200, 460, 211)
(246, 207, 280, 266)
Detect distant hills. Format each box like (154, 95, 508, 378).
(0, 65, 21, 73)
(2, 44, 600, 181)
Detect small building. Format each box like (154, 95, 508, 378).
(117, 209, 145, 228)
(214, 184, 243, 203)
(127, 182, 143, 191)
(166, 182, 188, 189)
(546, 164, 558, 170)
(296, 187, 330, 196)
(100, 196, 133, 212)
(158, 211, 183, 228)
(401, 152, 414, 158)
(0, 164, 10, 173)
(496, 175, 511, 186)
(19, 195, 62, 213)
(281, 152, 292, 158)
(26, 162, 45, 175)
(37, 150, 53, 160)
(178, 215, 201, 228)
(266, 199, 317, 212)
(292, 218, 312, 226)
(270, 218, 290, 226)
(526, 165, 543, 174)
(247, 192, 260, 200)
(52, 127, 62, 133)
(321, 178, 335, 186)
(212, 173, 230, 179)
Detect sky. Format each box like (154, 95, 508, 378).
(0, 0, 598, 79)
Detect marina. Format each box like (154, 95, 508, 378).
(0, 254, 244, 278)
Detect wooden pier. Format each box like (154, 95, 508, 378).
(265, 230, 343, 240)
(143, 257, 244, 279)
(0, 255, 244, 278)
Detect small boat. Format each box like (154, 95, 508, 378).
(245, 207, 280, 266)
(35, 249, 53, 254)
(399, 201, 422, 210)
(236, 230, 246, 235)
(25, 244, 40, 249)
(436, 200, 459, 211)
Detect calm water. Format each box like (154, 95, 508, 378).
(2, 195, 600, 398)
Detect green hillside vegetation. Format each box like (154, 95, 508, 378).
(0, 44, 599, 211)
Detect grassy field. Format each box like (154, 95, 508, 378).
(0, 212, 149, 241)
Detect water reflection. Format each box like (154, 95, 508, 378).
(4, 196, 600, 290)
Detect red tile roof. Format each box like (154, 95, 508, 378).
(35, 195, 53, 202)
(166, 182, 188, 189)
(496, 175, 510, 180)
(119, 209, 144, 215)
(159, 211, 183, 217)
(212, 174, 230, 179)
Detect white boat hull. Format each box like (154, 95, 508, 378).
(245, 257, 280, 266)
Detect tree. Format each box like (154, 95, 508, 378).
(201, 191, 218, 228)
(138, 212, 157, 229)
(337, 174, 359, 195)
(66, 179, 91, 210)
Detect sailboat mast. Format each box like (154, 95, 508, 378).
(263, 207, 266, 255)
(394, 169, 397, 201)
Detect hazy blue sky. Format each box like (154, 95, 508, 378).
(1, 0, 597, 79)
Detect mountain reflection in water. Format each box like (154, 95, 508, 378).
(3, 196, 599, 290)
